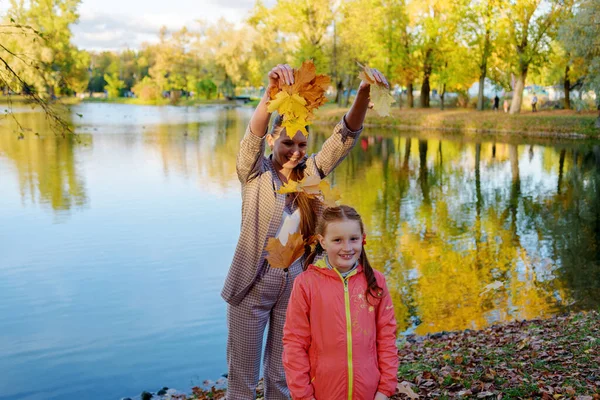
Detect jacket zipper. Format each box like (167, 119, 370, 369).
(334, 269, 358, 400)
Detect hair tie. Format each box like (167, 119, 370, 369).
(362, 234, 367, 246)
(315, 241, 324, 253)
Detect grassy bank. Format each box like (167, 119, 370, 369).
(315, 106, 600, 138)
(184, 311, 599, 400)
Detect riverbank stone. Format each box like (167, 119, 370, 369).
(140, 391, 153, 400)
(157, 387, 168, 396)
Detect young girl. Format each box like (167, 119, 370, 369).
(222, 65, 390, 399)
(282, 205, 398, 400)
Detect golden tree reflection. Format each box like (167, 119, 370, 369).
(0, 112, 87, 211)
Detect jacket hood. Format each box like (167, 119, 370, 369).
(308, 258, 363, 278)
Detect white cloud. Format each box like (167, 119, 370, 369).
(3, 0, 278, 51)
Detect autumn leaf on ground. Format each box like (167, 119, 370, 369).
(397, 381, 419, 399)
(357, 62, 395, 117)
(265, 232, 305, 269)
(268, 60, 330, 138)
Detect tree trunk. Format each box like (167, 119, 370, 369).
(420, 75, 431, 108)
(335, 80, 343, 106)
(477, 29, 491, 111)
(564, 64, 571, 110)
(344, 75, 353, 107)
(477, 74, 486, 111)
(420, 48, 433, 108)
(407, 82, 414, 108)
(509, 66, 528, 114)
(440, 83, 446, 110)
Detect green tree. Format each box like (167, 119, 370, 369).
(503, 0, 566, 114)
(196, 78, 217, 100)
(461, 0, 504, 111)
(559, 0, 600, 119)
(4, 0, 88, 96)
(104, 72, 125, 98)
(249, 0, 335, 72)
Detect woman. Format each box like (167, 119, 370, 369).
(221, 63, 389, 399)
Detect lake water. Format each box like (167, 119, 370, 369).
(1, 103, 599, 400)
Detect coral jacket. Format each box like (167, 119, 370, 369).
(283, 259, 398, 400)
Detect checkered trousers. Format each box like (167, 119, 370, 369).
(226, 261, 303, 399)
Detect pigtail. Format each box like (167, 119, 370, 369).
(360, 242, 384, 305)
(304, 241, 323, 270)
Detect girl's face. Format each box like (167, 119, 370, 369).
(268, 129, 307, 170)
(319, 219, 363, 273)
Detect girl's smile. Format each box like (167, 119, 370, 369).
(318, 219, 363, 273)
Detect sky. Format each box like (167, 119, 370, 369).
(1, 0, 275, 51)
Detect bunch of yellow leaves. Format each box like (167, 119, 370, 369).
(277, 175, 341, 208)
(267, 60, 330, 138)
(357, 62, 395, 117)
(265, 232, 306, 269)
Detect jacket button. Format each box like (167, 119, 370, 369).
(283, 268, 289, 272)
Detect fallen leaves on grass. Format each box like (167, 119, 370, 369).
(392, 311, 600, 399)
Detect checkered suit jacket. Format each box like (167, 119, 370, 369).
(221, 117, 362, 306)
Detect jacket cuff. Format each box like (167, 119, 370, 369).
(341, 114, 363, 137)
(377, 386, 394, 398)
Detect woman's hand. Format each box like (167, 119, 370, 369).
(374, 391, 389, 400)
(345, 69, 390, 131)
(268, 64, 295, 90)
(358, 68, 389, 92)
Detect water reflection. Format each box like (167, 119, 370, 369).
(0, 112, 88, 212)
(2, 105, 599, 337)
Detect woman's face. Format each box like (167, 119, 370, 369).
(269, 129, 308, 170)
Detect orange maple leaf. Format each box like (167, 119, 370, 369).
(265, 232, 306, 269)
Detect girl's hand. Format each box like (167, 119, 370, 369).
(374, 391, 389, 400)
(268, 64, 295, 90)
(359, 68, 389, 92)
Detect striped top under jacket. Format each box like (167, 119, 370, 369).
(221, 117, 363, 306)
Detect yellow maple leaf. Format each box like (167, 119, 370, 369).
(268, 60, 330, 138)
(370, 85, 395, 117)
(277, 179, 300, 194)
(265, 232, 306, 269)
(299, 175, 322, 195)
(276, 175, 341, 207)
(357, 62, 395, 117)
(319, 180, 342, 207)
(282, 114, 309, 138)
(267, 91, 308, 117)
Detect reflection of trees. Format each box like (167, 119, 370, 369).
(143, 108, 248, 191)
(535, 146, 600, 310)
(0, 112, 87, 211)
(325, 133, 595, 334)
(145, 112, 600, 333)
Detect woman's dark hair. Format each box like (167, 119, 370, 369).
(304, 205, 383, 304)
(270, 114, 317, 247)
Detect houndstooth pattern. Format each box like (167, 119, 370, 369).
(221, 117, 362, 306)
(222, 117, 362, 399)
(226, 262, 303, 400)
